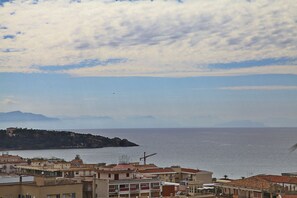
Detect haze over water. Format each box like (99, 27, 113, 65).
(7, 127, 297, 179)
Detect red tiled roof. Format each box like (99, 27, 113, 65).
(283, 195, 297, 198)
(257, 175, 297, 184)
(0, 161, 26, 164)
(222, 175, 297, 191)
(96, 169, 134, 174)
(181, 168, 200, 174)
(222, 176, 271, 190)
(139, 168, 175, 174)
(70, 159, 83, 165)
(31, 159, 48, 162)
(53, 161, 69, 164)
(0, 154, 23, 160)
(134, 164, 158, 168)
(113, 164, 135, 170)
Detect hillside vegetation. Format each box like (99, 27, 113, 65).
(0, 128, 138, 150)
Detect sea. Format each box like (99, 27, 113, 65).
(4, 128, 297, 179)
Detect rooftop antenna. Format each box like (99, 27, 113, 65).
(119, 155, 130, 164)
(140, 152, 157, 165)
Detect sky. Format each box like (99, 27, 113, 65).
(0, 0, 297, 129)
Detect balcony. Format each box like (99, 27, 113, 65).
(130, 188, 140, 194)
(109, 189, 118, 193)
(120, 187, 129, 192)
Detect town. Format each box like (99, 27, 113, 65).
(1, 152, 297, 198)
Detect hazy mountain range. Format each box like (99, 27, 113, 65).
(0, 111, 59, 122)
(0, 111, 269, 129)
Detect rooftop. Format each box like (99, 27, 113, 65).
(181, 168, 200, 174)
(221, 175, 297, 191)
(257, 175, 297, 184)
(17, 165, 92, 172)
(139, 168, 175, 174)
(221, 176, 271, 190)
(109, 178, 161, 184)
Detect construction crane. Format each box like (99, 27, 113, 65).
(140, 152, 157, 165)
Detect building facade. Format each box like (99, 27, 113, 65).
(0, 153, 27, 174)
(95, 178, 162, 198)
(0, 176, 83, 198)
(219, 175, 297, 198)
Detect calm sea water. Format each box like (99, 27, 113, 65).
(6, 128, 297, 179)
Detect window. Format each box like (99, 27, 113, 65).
(126, 173, 129, 177)
(47, 195, 60, 198)
(130, 184, 139, 190)
(62, 193, 75, 198)
(234, 189, 238, 195)
(120, 184, 129, 191)
(62, 194, 70, 198)
(141, 183, 150, 190)
(109, 185, 118, 192)
(108, 173, 111, 178)
(151, 182, 160, 189)
(254, 192, 262, 198)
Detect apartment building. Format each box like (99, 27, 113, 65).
(139, 168, 177, 183)
(93, 163, 162, 198)
(219, 175, 297, 198)
(17, 164, 96, 178)
(95, 178, 161, 198)
(0, 176, 83, 198)
(0, 153, 27, 174)
(139, 166, 213, 196)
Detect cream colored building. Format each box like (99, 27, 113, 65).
(95, 178, 162, 198)
(94, 164, 162, 198)
(0, 176, 83, 198)
(139, 166, 213, 197)
(139, 168, 177, 183)
(0, 154, 27, 174)
(17, 164, 95, 178)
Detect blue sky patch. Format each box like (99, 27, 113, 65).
(208, 57, 296, 69)
(39, 58, 127, 72)
(0, 0, 11, 6)
(3, 35, 15, 39)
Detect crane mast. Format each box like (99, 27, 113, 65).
(140, 152, 157, 165)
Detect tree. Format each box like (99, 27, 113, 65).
(75, 154, 81, 160)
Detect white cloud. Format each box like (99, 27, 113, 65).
(0, 96, 19, 105)
(220, 85, 297, 91)
(0, 0, 297, 77)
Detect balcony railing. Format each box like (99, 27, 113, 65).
(120, 187, 129, 191)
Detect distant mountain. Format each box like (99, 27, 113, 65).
(0, 111, 59, 122)
(0, 128, 138, 150)
(63, 115, 113, 120)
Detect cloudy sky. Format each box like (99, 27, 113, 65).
(0, 0, 297, 129)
